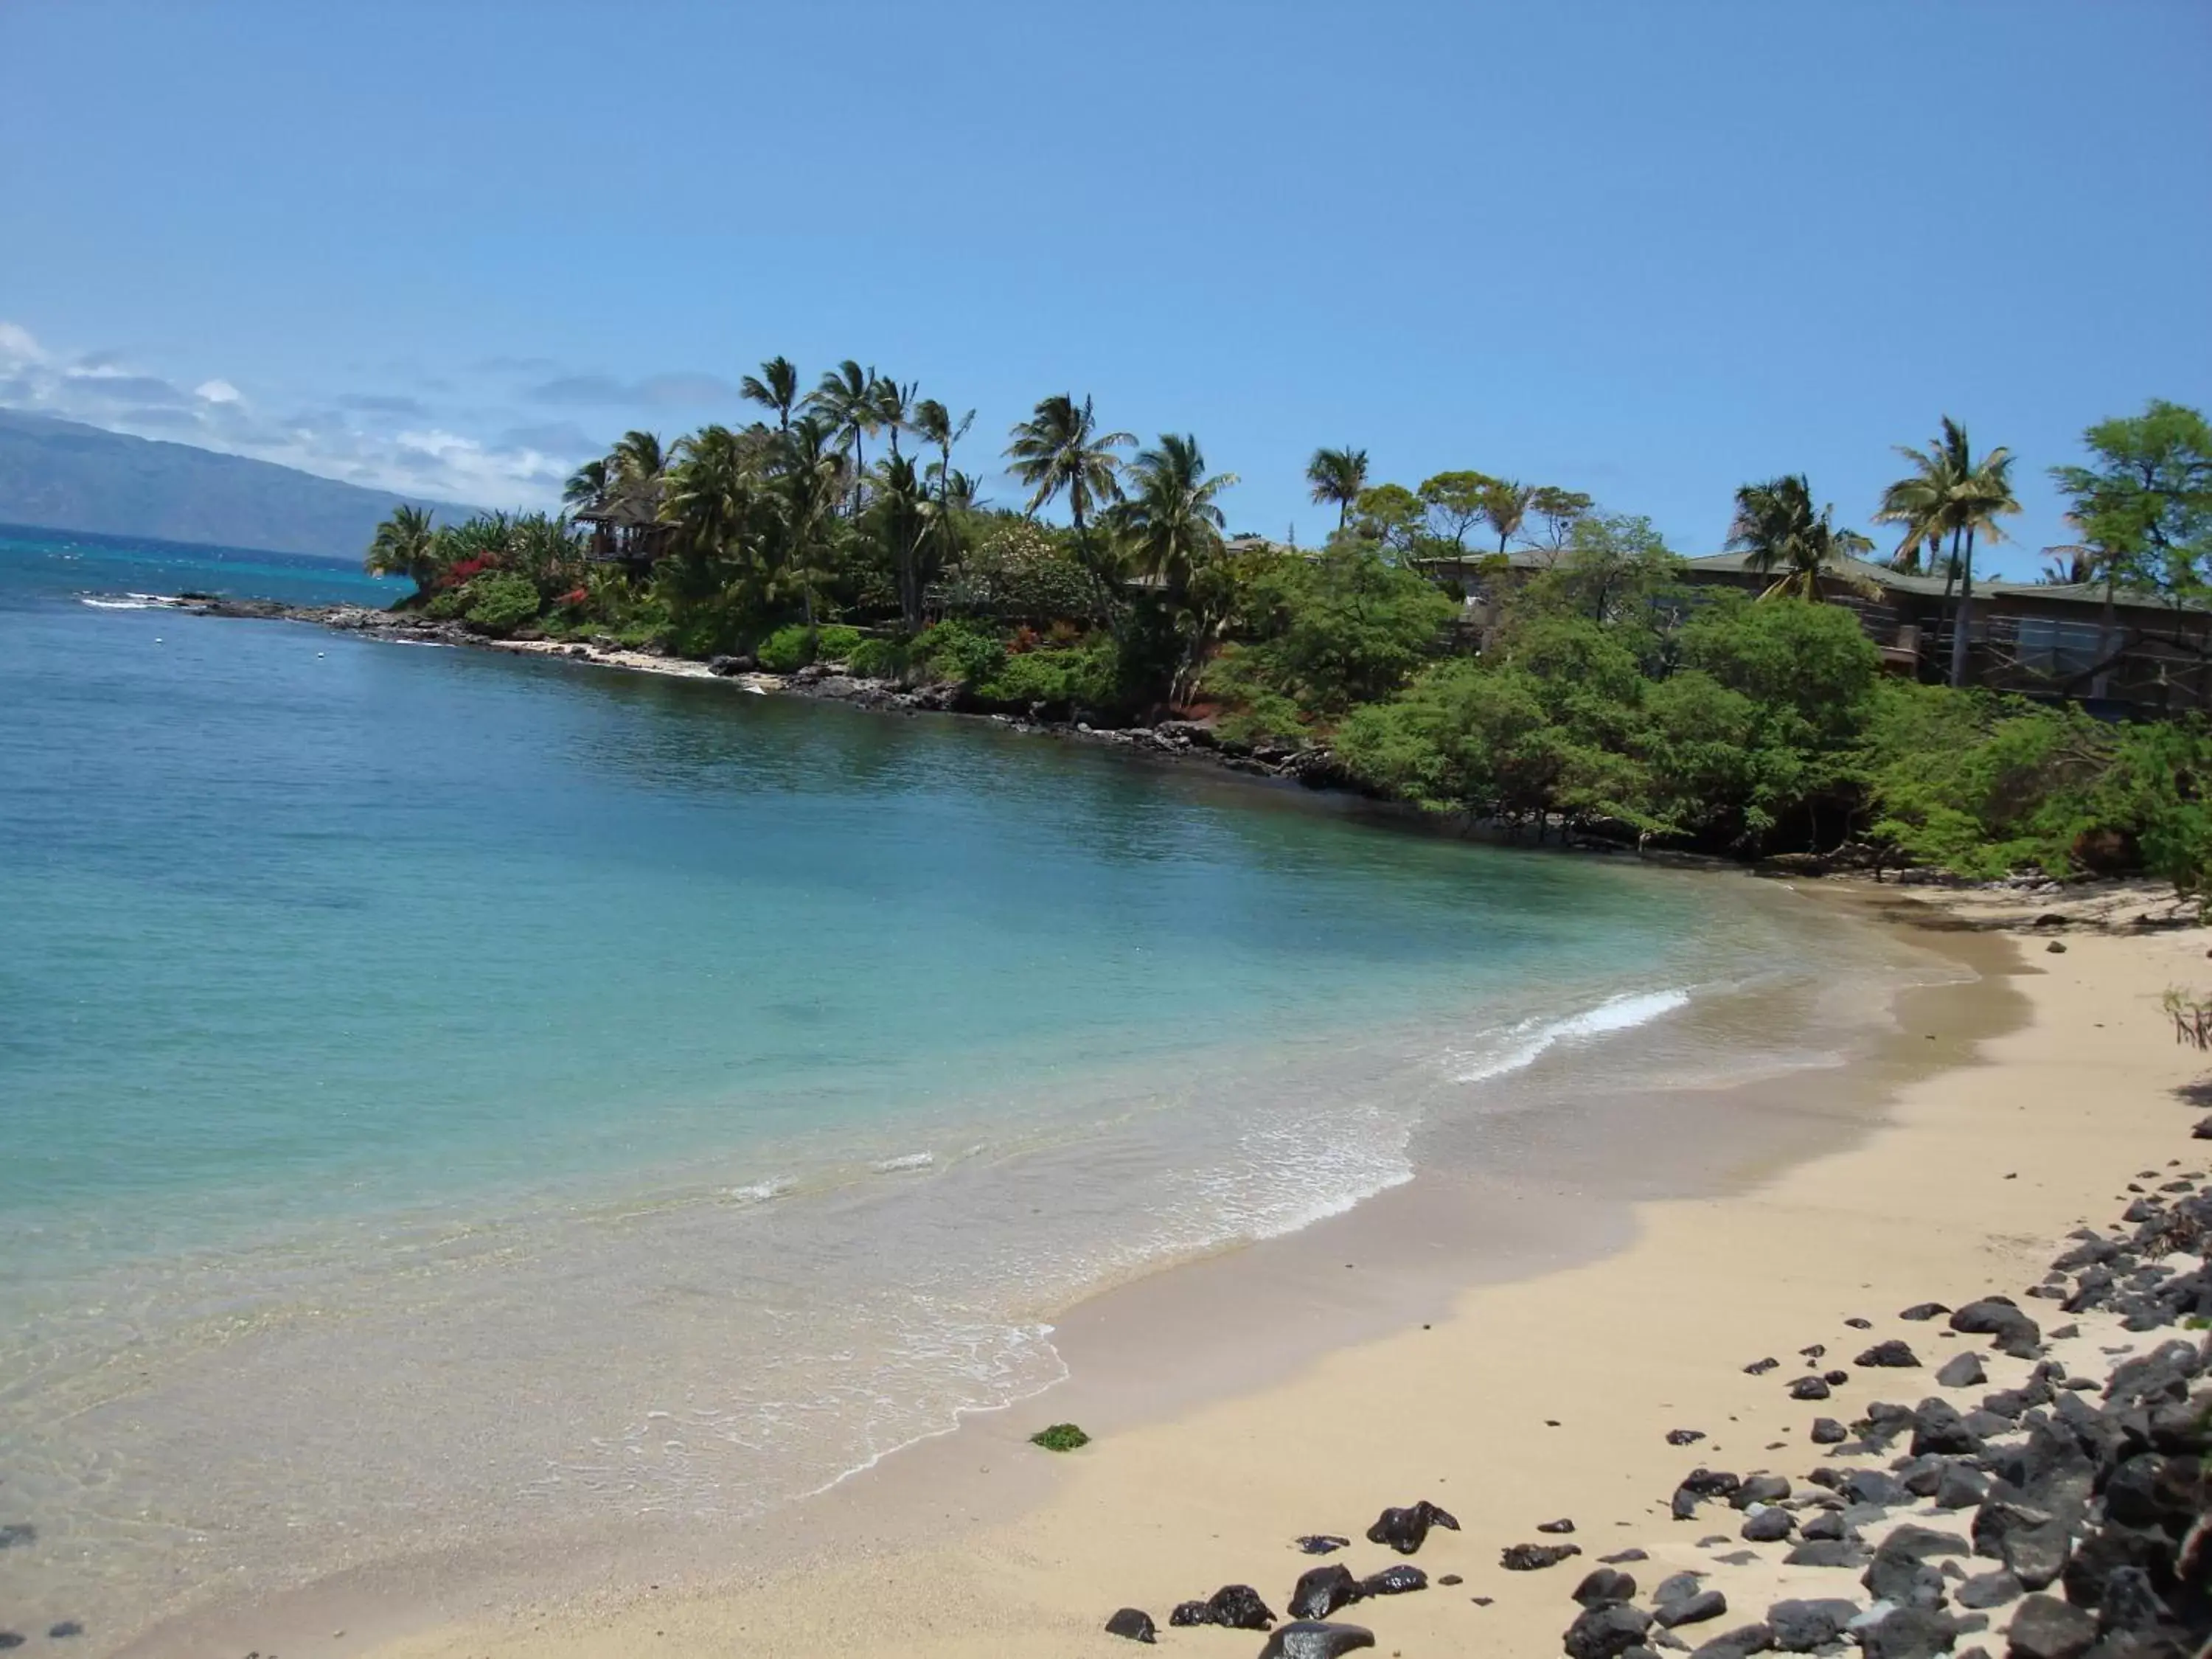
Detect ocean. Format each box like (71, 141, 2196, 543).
(0, 523, 1934, 1649)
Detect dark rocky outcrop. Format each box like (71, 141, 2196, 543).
(1857, 1340, 1923, 1368)
(1767, 1599, 1860, 1652)
(1656, 1589, 1731, 1628)
(1287, 1565, 1361, 1621)
(1501, 1542, 1583, 1571)
(1104, 1607, 1157, 1643)
(1256, 1621, 1376, 1659)
(1357, 1565, 1426, 1597)
(1575, 1568, 1640, 1606)
(1566, 1603, 1657, 1659)
(1363, 1500, 1458, 1555)
(2004, 1593, 2098, 1659)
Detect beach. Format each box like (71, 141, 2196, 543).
(113, 883, 2195, 1659)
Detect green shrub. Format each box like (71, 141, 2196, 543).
(915, 619, 1006, 686)
(1029, 1422, 1090, 1452)
(462, 571, 543, 636)
(423, 587, 470, 622)
(978, 639, 1118, 710)
(755, 624, 817, 673)
(815, 625, 865, 662)
(846, 636, 911, 680)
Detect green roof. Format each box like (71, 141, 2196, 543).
(1680, 551, 2199, 614)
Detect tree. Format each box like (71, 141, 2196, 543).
(1004, 393, 1133, 564)
(1874, 417, 2020, 688)
(1416, 470, 1498, 552)
(872, 375, 918, 460)
(1480, 479, 1535, 554)
(912, 397, 975, 498)
(1350, 482, 1425, 560)
(806, 360, 880, 512)
(562, 458, 607, 509)
(1525, 487, 1593, 553)
(1305, 446, 1369, 531)
(1234, 541, 1455, 714)
(2050, 400, 2212, 597)
(609, 431, 668, 496)
(1519, 512, 1686, 634)
(869, 452, 936, 632)
(365, 504, 440, 591)
(740, 356, 801, 432)
(1725, 474, 1878, 602)
(1111, 434, 1239, 597)
(775, 414, 848, 626)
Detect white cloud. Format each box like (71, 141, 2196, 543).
(0, 316, 582, 509)
(0, 321, 47, 366)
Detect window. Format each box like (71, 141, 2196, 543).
(2014, 616, 2102, 678)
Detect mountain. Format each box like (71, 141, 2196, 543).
(0, 409, 481, 560)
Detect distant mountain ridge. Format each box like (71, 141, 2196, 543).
(0, 409, 481, 560)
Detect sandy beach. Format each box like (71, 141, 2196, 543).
(175, 882, 2185, 1659)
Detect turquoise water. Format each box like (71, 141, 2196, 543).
(0, 525, 1913, 1649)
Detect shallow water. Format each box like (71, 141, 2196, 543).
(0, 526, 1936, 1648)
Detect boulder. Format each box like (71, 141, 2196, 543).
(1950, 1300, 2042, 1355)
(1863, 1606, 1959, 1659)
(2003, 1593, 2097, 1659)
(1743, 1508, 1795, 1543)
(1790, 1376, 1832, 1400)
(1938, 1465, 1994, 1511)
(1734, 1475, 1792, 1508)
(1654, 1573, 1706, 1607)
(1256, 1621, 1376, 1659)
(2093, 1567, 2172, 1638)
(1767, 1599, 1860, 1652)
(1168, 1601, 1212, 1627)
(1657, 1590, 1731, 1629)
(1363, 1500, 1458, 1555)
(1682, 1469, 1745, 1498)
(1104, 1607, 1157, 1644)
(1811, 1417, 1847, 1444)
(2059, 1525, 2176, 1608)
(1357, 1565, 1426, 1598)
(1575, 1568, 1641, 1606)
(1859, 1340, 1924, 1368)
(1846, 1469, 1909, 1507)
(1745, 1357, 1781, 1374)
(1669, 1428, 1708, 1446)
(1686, 1621, 1775, 1658)
(1787, 1539, 1870, 1568)
(2002, 1518, 2073, 1592)
(1863, 1543, 1951, 1611)
(1902, 1303, 1952, 1321)
(1566, 1604, 1658, 1659)
(1540, 1517, 1579, 1534)
(1938, 1352, 1989, 1389)
(1915, 1397, 1983, 1457)
(2103, 1455, 2197, 1532)
(1205, 1585, 1276, 1631)
(1801, 1510, 1854, 1542)
(1956, 1570, 2023, 1610)
(1500, 1542, 1582, 1571)
(1287, 1565, 1361, 1621)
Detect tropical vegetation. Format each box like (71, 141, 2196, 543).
(364, 384, 2212, 908)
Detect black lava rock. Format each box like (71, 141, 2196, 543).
(1745, 1357, 1781, 1374)
(1786, 1538, 1868, 1568)
(1363, 1499, 1458, 1555)
(1204, 1584, 1276, 1631)
(1950, 1298, 2042, 1356)
(1105, 1607, 1157, 1644)
(1913, 1397, 1983, 1455)
(1288, 1565, 1361, 1621)
(1861, 1605, 1958, 1659)
(1955, 1568, 2023, 1610)
(1500, 1541, 1582, 1570)
(1686, 1621, 1775, 1659)
(1257, 1621, 1377, 1659)
(1743, 1507, 1795, 1543)
(1857, 1340, 1922, 1368)
(1168, 1601, 1212, 1627)
(1668, 1428, 1708, 1446)
(1565, 1603, 1657, 1659)
(1810, 1416, 1847, 1444)
(1767, 1599, 1859, 1652)
(1790, 1376, 1832, 1400)
(1733, 1475, 1791, 1508)
(1901, 1302, 1951, 1321)
(1863, 1542, 1950, 1611)
(1295, 1534, 1351, 1555)
(1656, 1589, 1730, 1629)
(1938, 1352, 1989, 1388)
(1357, 1565, 1426, 1597)
(2003, 1593, 2097, 1659)
(1938, 1464, 1992, 1511)
(1539, 1517, 1578, 1534)
(1575, 1568, 1640, 1606)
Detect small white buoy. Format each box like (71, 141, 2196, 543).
(316, 651, 326, 658)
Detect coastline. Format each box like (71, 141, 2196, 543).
(112, 880, 2212, 1658)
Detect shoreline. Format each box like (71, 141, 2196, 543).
(294, 888, 2210, 1658)
(105, 877, 2153, 1659)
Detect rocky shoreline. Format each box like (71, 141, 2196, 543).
(1075, 1086, 2212, 1659)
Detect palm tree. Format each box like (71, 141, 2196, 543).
(1304, 446, 1368, 532)
(562, 458, 608, 509)
(1004, 394, 1133, 566)
(805, 360, 879, 512)
(1874, 418, 2020, 687)
(365, 504, 439, 591)
(911, 397, 975, 495)
(609, 431, 667, 495)
(740, 357, 801, 432)
(1481, 479, 1536, 554)
(775, 414, 846, 626)
(872, 452, 936, 632)
(872, 376, 918, 460)
(1107, 434, 1239, 703)
(1726, 474, 1879, 602)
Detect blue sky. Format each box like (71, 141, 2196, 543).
(1, 0, 2205, 574)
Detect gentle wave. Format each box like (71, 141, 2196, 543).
(872, 1151, 934, 1174)
(723, 1176, 797, 1203)
(1452, 986, 1692, 1083)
